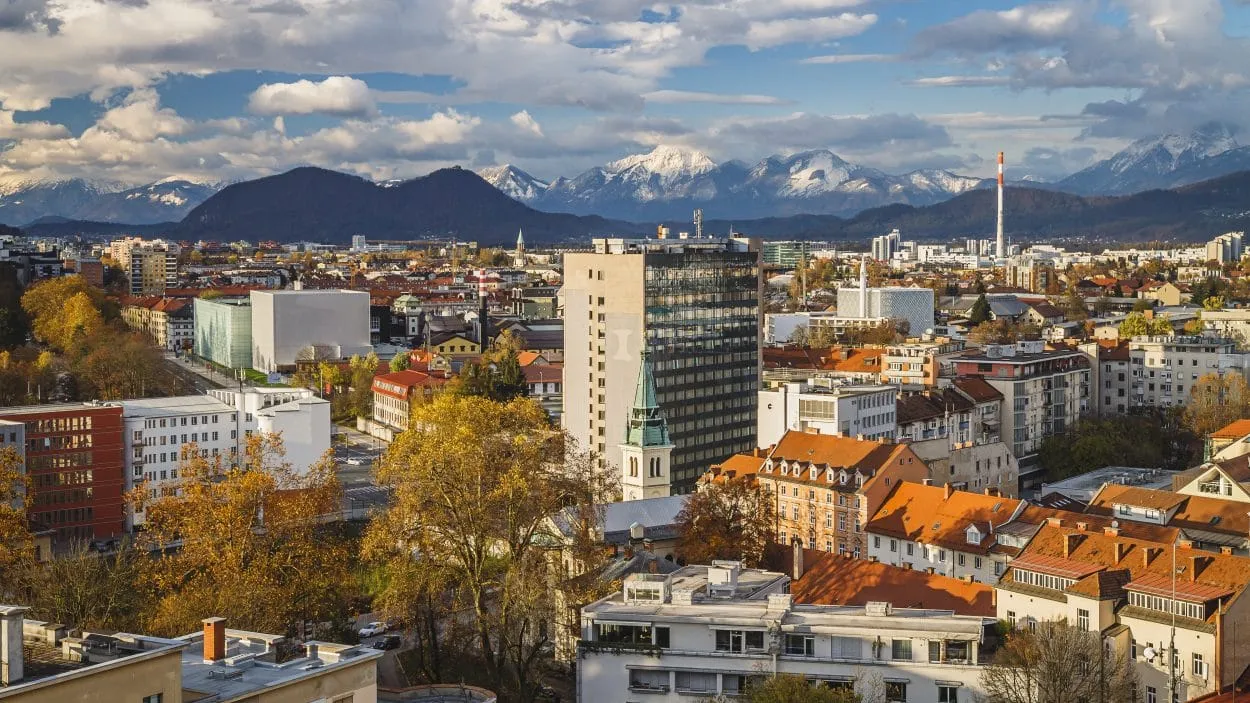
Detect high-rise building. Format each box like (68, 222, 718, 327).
(351, 234, 367, 252)
(870, 229, 902, 261)
(835, 275, 935, 337)
(128, 246, 177, 295)
(562, 237, 761, 493)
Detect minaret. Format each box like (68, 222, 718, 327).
(996, 151, 1005, 261)
(619, 351, 674, 501)
(858, 255, 868, 318)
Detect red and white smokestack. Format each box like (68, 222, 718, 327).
(476, 268, 488, 298)
(996, 151, 1005, 261)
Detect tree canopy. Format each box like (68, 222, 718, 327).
(0, 447, 35, 601)
(1038, 414, 1195, 481)
(1184, 373, 1250, 437)
(980, 621, 1136, 703)
(676, 476, 775, 568)
(969, 294, 992, 325)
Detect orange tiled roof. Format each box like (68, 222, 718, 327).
(951, 377, 1002, 403)
(792, 549, 995, 616)
(769, 431, 904, 472)
(1212, 419, 1250, 440)
(700, 452, 766, 485)
(1087, 484, 1249, 539)
(866, 482, 1021, 554)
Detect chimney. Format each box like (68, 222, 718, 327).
(0, 606, 27, 686)
(793, 540, 805, 581)
(1064, 534, 1082, 558)
(902, 562, 913, 570)
(1046, 517, 1063, 527)
(923, 478, 933, 486)
(753, 447, 762, 458)
(1179, 538, 1194, 550)
(962, 575, 974, 583)
(643, 539, 654, 553)
(1113, 542, 1128, 563)
(1221, 546, 1234, 556)
(1142, 547, 1158, 568)
(1076, 522, 1088, 532)
(926, 567, 936, 574)
(944, 483, 954, 500)
(1104, 525, 1120, 537)
(984, 487, 1000, 497)
(1190, 555, 1211, 582)
(202, 617, 227, 663)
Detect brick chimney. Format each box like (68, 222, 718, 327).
(1075, 522, 1088, 532)
(1104, 525, 1120, 537)
(1113, 542, 1127, 563)
(1142, 547, 1158, 568)
(1221, 546, 1234, 556)
(203, 617, 227, 663)
(1179, 538, 1194, 550)
(1190, 555, 1211, 582)
(1046, 517, 1063, 527)
(944, 483, 954, 500)
(792, 540, 805, 581)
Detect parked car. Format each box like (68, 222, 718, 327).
(358, 621, 387, 638)
(372, 635, 402, 650)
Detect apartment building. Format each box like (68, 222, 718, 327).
(368, 369, 449, 439)
(0, 608, 381, 703)
(756, 381, 897, 447)
(1127, 335, 1248, 408)
(1205, 231, 1244, 264)
(752, 430, 928, 556)
(879, 337, 964, 387)
(952, 341, 1090, 464)
(996, 522, 1250, 702)
(1081, 340, 1132, 416)
(578, 563, 996, 703)
(121, 297, 194, 352)
(0, 403, 126, 547)
(1086, 483, 1250, 555)
(128, 245, 178, 296)
(562, 237, 761, 492)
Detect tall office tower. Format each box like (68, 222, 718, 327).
(562, 237, 761, 494)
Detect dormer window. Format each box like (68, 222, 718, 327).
(839, 470, 848, 484)
(966, 526, 981, 545)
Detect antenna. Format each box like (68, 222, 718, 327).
(693, 209, 703, 239)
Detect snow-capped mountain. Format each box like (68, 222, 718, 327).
(481, 145, 987, 220)
(0, 177, 220, 226)
(477, 165, 549, 202)
(1058, 122, 1250, 195)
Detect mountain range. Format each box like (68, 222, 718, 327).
(0, 177, 220, 226)
(476, 145, 987, 220)
(1056, 122, 1250, 195)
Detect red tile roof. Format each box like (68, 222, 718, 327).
(1212, 419, 1250, 440)
(866, 482, 1020, 554)
(792, 549, 995, 616)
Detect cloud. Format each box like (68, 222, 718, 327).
(743, 13, 877, 51)
(0, 0, 61, 33)
(906, 76, 1013, 87)
(1018, 145, 1098, 179)
(799, 53, 896, 64)
(643, 90, 791, 105)
(509, 110, 544, 137)
(0, 110, 69, 140)
(248, 76, 377, 117)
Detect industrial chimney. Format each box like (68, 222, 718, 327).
(996, 151, 1005, 260)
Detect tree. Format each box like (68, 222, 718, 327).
(1117, 312, 1172, 339)
(714, 674, 859, 703)
(1060, 288, 1088, 321)
(345, 352, 379, 418)
(980, 620, 1136, 703)
(787, 326, 809, 347)
(1183, 312, 1204, 336)
(1131, 298, 1154, 312)
(967, 319, 1018, 345)
(318, 361, 344, 394)
(1093, 295, 1113, 315)
(676, 477, 775, 568)
(0, 447, 34, 600)
(1190, 277, 1231, 308)
(389, 352, 411, 373)
(21, 276, 108, 351)
(30, 539, 142, 632)
(1184, 373, 1250, 437)
(969, 294, 992, 325)
(135, 435, 353, 637)
(1203, 295, 1226, 311)
(1038, 415, 1195, 481)
(493, 351, 529, 402)
(76, 330, 172, 399)
(488, 329, 527, 363)
(364, 395, 617, 701)
(0, 263, 28, 348)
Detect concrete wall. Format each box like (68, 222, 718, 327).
(1, 650, 183, 703)
(256, 398, 332, 476)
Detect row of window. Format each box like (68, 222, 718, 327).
(26, 416, 94, 433)
(143, 430, 228, 447)
(141, 414, 222, 430)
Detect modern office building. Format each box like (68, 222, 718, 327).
(562, 237, 761, 493)
(193, 297, 253, 370)
(760, 240, 823, 268)
(249, 289, 371, 373)
(871, 229, 902, 261)
(0, 403, 126, 546)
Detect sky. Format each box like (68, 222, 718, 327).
(3, 0, 1250, 186)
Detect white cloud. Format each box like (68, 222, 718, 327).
(643, 90, 791, 105)
(248, 76, 377, 117)
(799, 53, 896, 64)
(509, 110, 544, 137)
(0, 109, 69, 140)
(744, 13, 878, 51)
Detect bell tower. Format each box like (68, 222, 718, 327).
(620, 351, 674, 501)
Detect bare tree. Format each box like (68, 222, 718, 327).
(980, 620, 1137, 703)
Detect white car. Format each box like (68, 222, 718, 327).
(358, 621, 387, 638)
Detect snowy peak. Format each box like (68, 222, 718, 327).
(605, 145, 716, 180)
(0, 177, 220, 226)
(1059, 122, 1249, 195)
(476, 164, 549, 203)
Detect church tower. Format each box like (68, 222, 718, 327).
(620, 351, 674, 501)
(513, 228, 526, 268)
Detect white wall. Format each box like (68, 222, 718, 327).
(257, 397, 332, 475)
(250, 290, 371, 372)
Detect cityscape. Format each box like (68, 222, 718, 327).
(6, 2, 1250, 703)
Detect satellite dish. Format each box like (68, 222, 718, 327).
(1111, 520, 1120, 529)
(1143, 647, 1157, 662)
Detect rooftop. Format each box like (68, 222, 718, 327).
(119, 394, 237, 418)
(791, 549, 995, 616)
(1212, 419, 1250, 441)
(1042, 466, 1176, 501)
(865, 482, 1021, 555)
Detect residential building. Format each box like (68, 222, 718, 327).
(521, 363, 562, 421)
(577, 563, 996, 703)
(1199, 309, 1250, 345)
(0, 245, 64, 286)
(620, 354, 676, 501)
(1127, 335, 1249, 408)
(1004, 255, 1056, 293)
(762, 345, 884, 386)
(791, 547, 996, 616)
(128, 245, 178, 296)
(207, 387, 329, 474)
(894, 382, 1017, 497)
(871, 229, 902, 261)
(1086, 483, 1250, 555)
(1204, 419, 1250, 462)
(753, 430, 929, 555)
(249, 289, 371, 373)
(952, 341, 1090, 467)
(757, 381, 897, 448)
(879, 337, 964, 387)
(1081, 340, 1132, 416)
(122, 297, 194, 352)
(562, 237, 761, 492)
(0, 404, 126, 547)
(193, 296, 253, 369)
(0, 609, 381, 703)
(995, 521, 1250, 701)
(367, 369, 449, 440)
(1172, 456, 1250, 503)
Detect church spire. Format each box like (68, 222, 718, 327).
(515, 228, 525, 252)
(625, 350, 671, 448)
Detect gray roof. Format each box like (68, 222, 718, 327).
(555, 494, 689, 545)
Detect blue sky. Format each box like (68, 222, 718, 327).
(2, 0, 1250, 185)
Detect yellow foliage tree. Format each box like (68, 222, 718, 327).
(135, 434, 352, 637)
(21, 276, 107, 351)
(1184, 373, 1250, 438)
(0, 446, 35, 601)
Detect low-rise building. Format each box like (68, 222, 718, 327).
(792, 547, 996, 616)
(367, 369, 449, 440)
(1086, 483, 1250, 555)
(1127, 335, 1249, 408)
(757, 381, 897, 447)
(879, 337, 965, 387)
(577, 563, 996, 703)
(521, 364, 562, 421)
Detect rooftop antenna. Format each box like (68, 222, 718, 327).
(694, 209, 703, 240)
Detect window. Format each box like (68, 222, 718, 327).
(958, 553, 966, 567)
(889, 539, 897, 552)
(906, 542, 914, 556)
(1147, 686, 1157, 703)
(1193, 653, 1206, 677)
(873, 536, 881, 548)
(1006, 611, 1016, 627)
(142, 696, 163, 703)
(655, 627, 670, 648)
(1078, 609, 1089, 631)
(974, 556, 983, 569)
(938, 686, 959, 703)
(715, 629, 765, 653)
(595, 623, 652, 644)
(332, 696, 354, 703)
(785, 634, 814, 656)
(885, 681, 907, 702)
(891, 639, 912, 660)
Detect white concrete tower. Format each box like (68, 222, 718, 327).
(619, 351, 674, 501)
(996, 151, 1005, 261)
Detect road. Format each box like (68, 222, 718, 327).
(162, 353, 223, 394)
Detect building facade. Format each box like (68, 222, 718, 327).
(1127, 335, 1248, 408)
(562, 238, 761, 493)
(757, 382, 897, 448)
(836, 286, 935, 337)
(193, 297, 253, 369)
(880, 338, 964, 387)
(249, 290, 371, 373)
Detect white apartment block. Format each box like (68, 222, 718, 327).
(757, 381, 897, 447)
(249, 289, 371, 373)
(122, 387, 328, 528)
(578, 563, 995, 703)
(1128, 335, 1249, 408)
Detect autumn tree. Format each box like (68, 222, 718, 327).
(969, 294, 992, 325)
(135, 435, 353, 637)
(389, 352, 411, 373)
(980, 620, 1136, 703)
(364, 394, 616, 701)
(676, 476, 775, 568)
(1184, 373, 1250, 437)
(1059, 288, 1088, 321)
(30, 539, 142, 632)
(710, 674, 859, 703)
(76, 330, 172, 399)
(1117, 312, 1173, 339)
(967, 319, 1019, 345)
(0, 447, 35, 601)
(21, 276, 109, 352)
(345, 352, 379, 418)
(0, 263, 28, 348)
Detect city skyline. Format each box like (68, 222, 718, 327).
(3, 0, 1250, 186)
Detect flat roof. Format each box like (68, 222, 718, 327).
(120, 395, 236, 418)
(1042, 466, 1176, 499)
